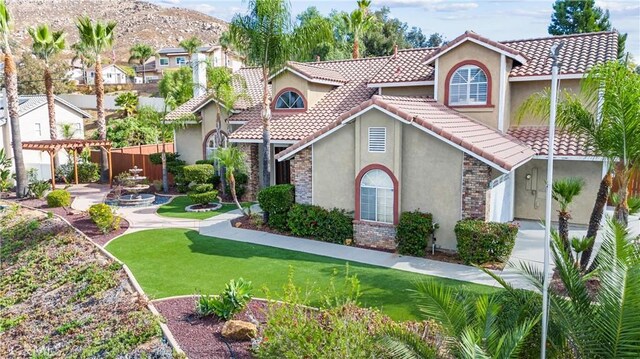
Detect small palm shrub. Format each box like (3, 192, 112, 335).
(287, 204, 353, 244)
(88, 203, 120, 233)
(395, 210, 436, 256)
(196, 278, 252, 320)
(257, 184, 294, 231)
(46, 189, 71, 208)
(26, 169, 51, 199)
(455, 220, 518, 264)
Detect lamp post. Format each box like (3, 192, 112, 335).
(541, 41, 563, 359)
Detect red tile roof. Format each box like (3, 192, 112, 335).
(276, 96, 535, 171)
(285, 61, 347, 84)
(368, 48, 437, 84)
(508, 126, 597, 157)
(422, 30, 529, 65)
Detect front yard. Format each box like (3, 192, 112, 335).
(106, 228, 498, 321)
(156, 195, 250, 220)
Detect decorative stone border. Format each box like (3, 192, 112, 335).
(185, 202, 223, 212)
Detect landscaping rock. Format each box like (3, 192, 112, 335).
(221, 320, 257, 341)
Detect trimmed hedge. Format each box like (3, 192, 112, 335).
(395, 210, 436, 256)
(183, 164, 215, 184)
(258, 184, 294, 231)
(287, 204, 353, 244)
(46, 189, 71, 208)
(455, 220, 519, 265)
(188, 190, 219, 206)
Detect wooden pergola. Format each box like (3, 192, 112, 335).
(22, 139, 113, 189)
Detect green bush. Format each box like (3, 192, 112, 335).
(190, 183, 214, 193)
(183, 164, 215, 184)
(195, 159, 216, 166)
(149, 152, 185, 175)
(56, 162, 100, 183)
(46, 190, 71, 208)
(395, 211, 436, 256)
(188, 190, 219, 206)
(196, 278, 252, 320)
(268, 213, 289, 232)
(258, 184, 294, 229)
(88, 203, 120, 234)
(287, 204, 353, 244)
(28, 181, 51, 199)
(455, 220, 519, 265)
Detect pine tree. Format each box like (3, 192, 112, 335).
(548, 0, 611, 35)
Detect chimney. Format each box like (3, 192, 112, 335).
(192, 52, 207, 97)
(393, 44, 398, 58)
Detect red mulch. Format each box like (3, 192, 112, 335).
(5, 197, 129, 246)
(153, 297, 267, 359)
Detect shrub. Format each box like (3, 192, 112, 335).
(28, 181, 51, 199)
(183, 164, 215, 184)
(149, 152, 185, 175)
(77, 162, 100, 183)
(196, 278, 252, 320)
(455, 220, 519, 265)
(188, 190, 219, 206)
(258, 184, 294, 230)
(88, 203, 120, 233)
(287, 204, 353, 244)
(195, 159, 216, 166)
(46, 190, 71, 208)
(152, 180, 162, 192)
(395, 211, 436, 256)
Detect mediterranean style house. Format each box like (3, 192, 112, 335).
(169, 30, 618, 251)
(85, 64, 130, 85)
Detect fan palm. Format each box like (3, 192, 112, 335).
(76, 16, 116, 183)
(342, 0, 376, 59)
(179, 36, 203, 61)
(0, 0, 27, 196)
(128, 43, 154, 83)
(552, 177, 584, 254)
(28, 24, 66, 147)
(214, 147, 248, 216)
(228, 0, 332, 189)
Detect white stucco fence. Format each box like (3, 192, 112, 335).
(58, 94, 166, 112)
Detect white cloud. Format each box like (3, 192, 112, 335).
(596, 0, 640, 13)
(159, 0, 181, 4)
(379, 0, 479, 12)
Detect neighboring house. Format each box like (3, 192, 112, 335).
(168, 31, 618, 251)
(85, 64, 130, 85)
(0, 95, 90, 180)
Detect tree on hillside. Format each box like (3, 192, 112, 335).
(342, 0, 376, 59)
(76, 16, 116, 183)
(0, 0, 27, 196)
(158, 66, 193, 107)
(15, 53, 74, 95)
(28, 24, 66, 161)
(362, 7, 409, 57)
(128, 43, 154, 83)
(228, 0, 332, 190)
(179, 36, 203, 60)
(71, 41, 95, 84)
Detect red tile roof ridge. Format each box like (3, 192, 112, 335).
(500, 31, 617, 44)
(423, 30, 528, 64)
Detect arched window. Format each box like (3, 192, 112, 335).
(275, 90, 305, 109)
(204, 130, 228, 159)
(360, 169, 394, 223)
(449, 65, 488, 106)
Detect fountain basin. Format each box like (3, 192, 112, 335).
(118, 193, 156, 207)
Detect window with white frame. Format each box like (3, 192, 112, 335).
(360, 169, 394, 223)
(35, 123, 42, 136)
(368, 127, 386, 152)
(449, 65, 488, 105)
(75, 123, 82, 134)
(204, 131, 228, 159)
(176, 57, 187, 66)
(159, 58, 169, 66)
(275, 91, 304, 109)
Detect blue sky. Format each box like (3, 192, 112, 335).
(152, 0, 640, 59)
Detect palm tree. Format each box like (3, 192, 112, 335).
(517, 61, 640, 270)
(28, 24, 66, 166)
(76, 16, 116, 183)
(0, 0, 27, 196)
(342, 0, 376, 59)
(179, 36, 203, 61)
(552, 177, 584, 255)
(214, 147, 248, 216)
(229, 0, 332, 189)
(128, 43, 154, 84)
(71, 41, 95, 84)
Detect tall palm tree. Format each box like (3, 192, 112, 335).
(552, 177, 584, 254)
(214, 147, 248, 216)
(179, 36, 203, 61)
(128, 43, 154, 83)
(28, 24, 66, 163)
(342, 0, 376, 59)
(229, 0, 332, 189)
(0, 0, 27, 196)
(206, 66, 250, 194)
(76, 16, 116, 183)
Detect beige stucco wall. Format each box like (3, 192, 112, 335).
(514, 159, 603, 224)
(509, 79, 581, 127)
(358, 110, 401, 174)
(175, 124, 202, 164)
(313, 124, 356, 210)
(271, 70, 333, 109)
(401, 125, 463, 250)
(200, 102, 231, 139)
(380, 86, 434, 97)
(436, 41, 501, 129)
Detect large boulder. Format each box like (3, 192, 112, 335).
(221, 320, 257, 341)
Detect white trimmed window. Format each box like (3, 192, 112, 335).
(360, 169, 394, 223)
(449, 65, 488, 105)
(159, 57, 169, 66)
(35, 123, 42, 136)
(275, 91, 304, 109)
(368, 127, 386, 153)
(176, 57, 187, 66)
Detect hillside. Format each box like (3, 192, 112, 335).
(7, 0, 228, 61)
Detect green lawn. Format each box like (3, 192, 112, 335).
(156, 196, 250, 220)
(106, 228, 498, 321)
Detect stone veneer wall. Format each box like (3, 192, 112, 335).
(291, 147, 312, 204)
(239, 143, 259, 201)
(353, 221, 397, 250)
(461, 154, 491, 219)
